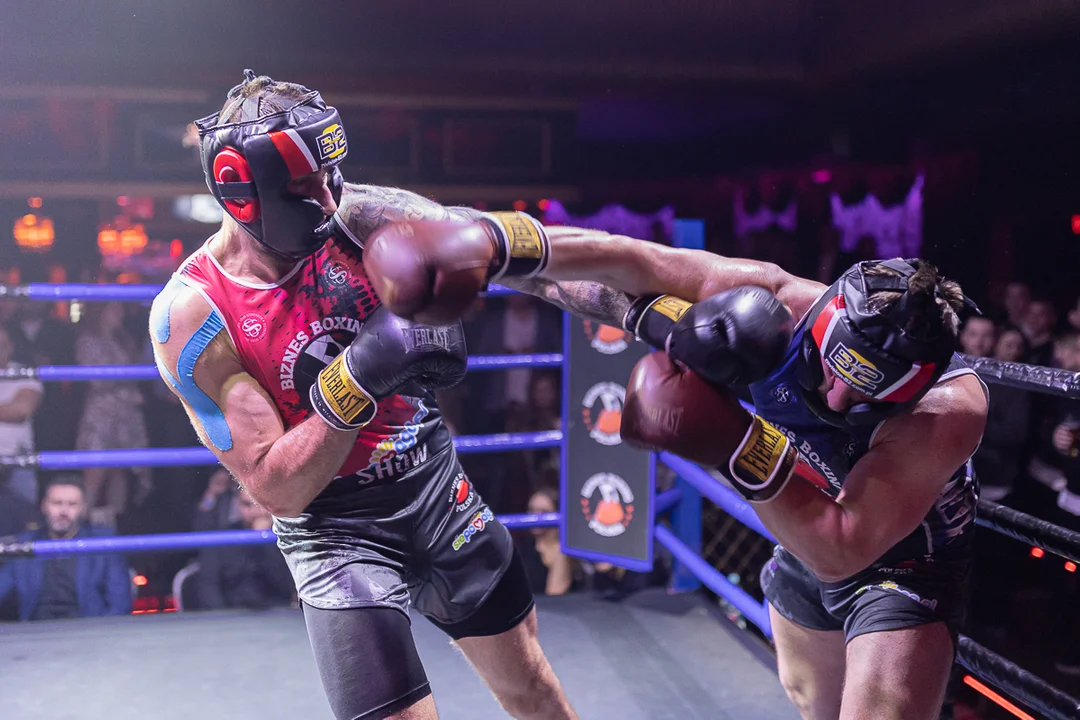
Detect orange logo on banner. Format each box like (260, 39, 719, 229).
(581, 382, 626, 446)
(579, 473, 635, 537)
(582, 320, 633, 355)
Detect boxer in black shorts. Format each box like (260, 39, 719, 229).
(151, 71, 577, 720)
(347, 192, 990, 717)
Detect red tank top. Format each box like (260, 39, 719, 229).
(177, 233, 450, 485)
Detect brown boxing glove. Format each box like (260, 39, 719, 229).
(363, 212, 550, 326)
(363, 220, 495, 326)
(621, 351, 828, 503)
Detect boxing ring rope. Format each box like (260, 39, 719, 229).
(0, 431, 565, 469)
(0, 354, 564, 382)
(976, 499, 1080, 565)
(0, 282, 519, 301)
(7, 282, 1080, 718)
(958, 637, 1080, 720)
(0, 513, 562, 558)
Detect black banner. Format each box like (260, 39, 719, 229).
(560, 314, 654, 571)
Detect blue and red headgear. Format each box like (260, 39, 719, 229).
(796, 259, 964, 428)
(194, 70, 348, 259)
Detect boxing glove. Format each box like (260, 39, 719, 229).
(310, 305, 467, 431)
(621, 351, 828, 503)
(624, 287, 793, 386)
(363, 212, 549, 325)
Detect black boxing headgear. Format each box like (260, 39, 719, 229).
(194, 70, 348, 259)
(796, 258, 962, 428)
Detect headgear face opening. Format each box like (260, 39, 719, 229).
(195, 72, 348, 259)
(795, 259, 960, 428)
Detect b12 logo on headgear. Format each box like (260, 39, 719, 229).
(827, 343, 885, 394)
(317, 124, 347, 162)
(238, 312, 267, 342)
(582, 320, 633, 355)
(580, 472, 634, 537)
(581, 382, 625, 446)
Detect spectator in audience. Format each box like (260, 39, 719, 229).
(470, 295, 561, 434)
(970, 322, 1031, 502)
(1047, 336, 1080, 676)
(0, 475, 132, 621)
(518, 487, 576, 596)
(193, 487, 294, 610)
(0, 474, 37, 540)
(0, 323, 43, 504)
(75, 302, 150, 528)
(192, 468, 239, 532)
(995, 326, 1030, 364)
(508, 371, 561, 434)
(1067, 296, 1080, 335)
(1023, 298, 1058, 368)
(8, 298, 78, 453)
(1003, 281, 1032, 329)
(503, 373, 563, 507)
(958, 316, 997, 359)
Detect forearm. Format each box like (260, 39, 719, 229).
(539, 226, 792, 302)
(337, 183, 481, 241)
(240, 417, 358, 517)
(753, 479, 862, 582)
(500, 275, 632, 328)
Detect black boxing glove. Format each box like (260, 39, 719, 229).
(621, 351, 828, 503)
(624, 287, 793, 386)
(669, 287, 793, 386)
(310, 305, 467, 431)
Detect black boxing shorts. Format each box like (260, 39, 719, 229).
(760, 539, 972, 649)
(274, 442, 527, 628)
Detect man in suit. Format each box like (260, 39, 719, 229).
(0, 475, 132, 621)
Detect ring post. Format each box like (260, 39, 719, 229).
(667, 464, 703, 593)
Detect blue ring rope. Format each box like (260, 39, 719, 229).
(5, 282, 517, 302)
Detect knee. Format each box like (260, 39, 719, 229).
(496, 668, 557, 719)
(778, 670, 827, 720)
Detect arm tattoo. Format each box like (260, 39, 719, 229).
(337, 184, 632, 326)
(337, 183, 481, 244)
(501, 276, 632, 328)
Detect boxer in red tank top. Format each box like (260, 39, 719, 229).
(150, 72, 579, 720)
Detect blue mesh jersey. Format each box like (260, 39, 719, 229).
(748, 323, 987, 561)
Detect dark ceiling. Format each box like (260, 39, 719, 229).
(2, 1, 1077, 95)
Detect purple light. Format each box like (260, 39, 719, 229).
(811, 169, 832, 184)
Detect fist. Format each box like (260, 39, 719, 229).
(668, 286, 793, 387)
(621, 351, 751, 468)
(622, 351, 824, 503)
(363, 220, 496, 325)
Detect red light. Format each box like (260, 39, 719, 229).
(538, 199, 551, 211)
(512, 200, 527, 212)
(1067, 562, 1077, 573)
(1030, 547, 1044, 558)
(811, 170, 832, 184)
(962, 676, 1034, 719)
(133, 574, 148, 586)
(117, 196, 129, 207)
(170, 239, 183, 259)
(1072, 215, 1080, 235)
(28, 197, 42, 209)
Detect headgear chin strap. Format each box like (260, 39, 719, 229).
(796, 258, 961, 428)
(195, 70, 348, 260)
